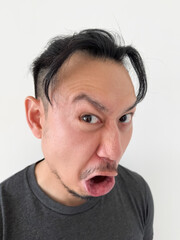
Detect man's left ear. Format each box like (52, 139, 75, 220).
(25, 96, 44, 139)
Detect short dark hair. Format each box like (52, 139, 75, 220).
(32, 29, 147, 105)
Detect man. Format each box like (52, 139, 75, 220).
(0, 29, 154, 239)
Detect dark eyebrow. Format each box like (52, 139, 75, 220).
(124, 101, 137, 113)
(72, 93, 109, 113)
(72, 93, 137, 114)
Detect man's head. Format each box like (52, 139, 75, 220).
(32, 29, 147, 107)
(25, 29, 147, 206)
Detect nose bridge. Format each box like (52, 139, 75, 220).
(97, 122, 122, 161)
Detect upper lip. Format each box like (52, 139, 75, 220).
(85, 171, 118, 181)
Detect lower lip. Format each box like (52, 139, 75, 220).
(83, 176, 115, 197)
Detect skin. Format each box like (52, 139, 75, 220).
(25, 52, 136, 207)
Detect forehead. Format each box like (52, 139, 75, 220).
(53, 52, 136, 108)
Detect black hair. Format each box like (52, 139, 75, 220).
(32, 29, 147, 105)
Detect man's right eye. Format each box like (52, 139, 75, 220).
(81, 114, 100, 124)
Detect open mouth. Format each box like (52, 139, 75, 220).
(84, 175, 115, 197)
(90, 175, 108, 184)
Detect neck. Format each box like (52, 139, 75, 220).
(35, 160, 87, 207)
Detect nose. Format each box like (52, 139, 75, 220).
(96, 123, 122, 162)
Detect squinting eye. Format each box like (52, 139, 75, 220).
(81, 114, 100, 124)
(119, 113, 132, 123)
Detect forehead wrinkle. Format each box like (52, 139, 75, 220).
(72, 93, 109, 113)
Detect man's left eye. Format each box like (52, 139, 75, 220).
(119, 113, 132, 123)
(81, 114, 100, 124)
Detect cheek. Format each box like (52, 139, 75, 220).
(41, 118, 100, 174)
(121, 125, 133, 152)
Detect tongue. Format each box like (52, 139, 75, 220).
(84, 176, 115, 197)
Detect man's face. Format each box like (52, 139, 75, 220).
(40, 53, 136, 202)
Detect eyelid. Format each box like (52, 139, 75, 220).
(124, 111, 135, 118)
(129, 112, 135, 117)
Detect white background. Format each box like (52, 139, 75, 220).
(0, 0, 179, 239)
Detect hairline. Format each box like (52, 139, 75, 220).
(38, 52, 127, 110)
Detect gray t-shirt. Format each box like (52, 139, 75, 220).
(0, 160, 154, 239)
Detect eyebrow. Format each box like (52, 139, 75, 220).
(72, 93, 109, 113)
(72, 93, 137, 114)
(124, 101, 137, 112)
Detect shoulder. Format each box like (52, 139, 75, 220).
(117, 164, 152, 196)
(0, 167, 28, 192)
(118, 164, 146, 182)
(0, 166, 28, 237)
(116, 165, 154, 237)
(0, 163, 36, 201)
(116, 164, 154, 219)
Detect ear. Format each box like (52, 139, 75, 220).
(25, 96, 44, 139)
